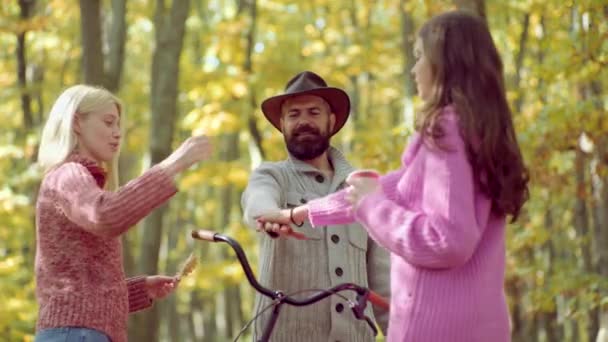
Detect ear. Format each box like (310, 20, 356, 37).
(73, 115, 82, 135)
(329, 113, 336, 133)
(279, 117, 285, 133)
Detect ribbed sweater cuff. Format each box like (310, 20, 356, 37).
(353, 191, 386, 227)
(148, 165, 178, 192)
(127, 276, 152, 313)
(307, 191, 354, 227)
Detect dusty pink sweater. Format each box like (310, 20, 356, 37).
(35, 155, 177, 342)
(308, 108, 510, 342)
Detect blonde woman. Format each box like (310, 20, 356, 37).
(34, 85, 212, 342)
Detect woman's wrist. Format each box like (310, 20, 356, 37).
(158, 159, 181, 178)
(292, 205, 308, 225)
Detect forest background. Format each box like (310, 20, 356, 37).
(1, 0, 607, 341)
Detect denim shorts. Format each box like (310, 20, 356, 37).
(34, 327, 110, 342)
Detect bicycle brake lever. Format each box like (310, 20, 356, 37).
(349, 290, 378, 336)
(351, 290, 370, 320)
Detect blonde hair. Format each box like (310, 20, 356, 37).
(38, 85, 124, 190)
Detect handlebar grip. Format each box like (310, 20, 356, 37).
(191, 229, 218, 242)
(368, 290, 390, 311)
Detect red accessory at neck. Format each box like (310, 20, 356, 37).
(69, 154, 107, 188)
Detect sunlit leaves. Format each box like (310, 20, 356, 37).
(0, 0, 607, 339)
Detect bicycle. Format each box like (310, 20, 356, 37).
(191, 229, 390, 342)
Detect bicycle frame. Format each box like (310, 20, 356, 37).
(191, 229, 389, 342)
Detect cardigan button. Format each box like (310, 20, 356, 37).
(335, 303, 344, 313)
(331, 234, 340, 244)
(315, 174, 325, 183)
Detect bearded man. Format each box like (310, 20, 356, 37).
(241, 71, 390, 342)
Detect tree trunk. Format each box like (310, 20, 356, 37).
(543, 209, 565, 341)
(575, 132, 599, 340)
(225, 284, 244, 339)
(31, 63, 44, 127)
(349, 74, 361, 131)
(194, 187, 216, 341)
(513, 13, 530, 114)
(79, 0, 126, 90)
(511, 248, 536, 342)
(164, 198, 182, 341)
(400, 0, 416, 127)
(509, 278, 526, 342)
(596, 179, 608, 342)
(202, 296, 217, 341)
(105, 0, 127, 92)
(595, 136, 608, 340)
(594, 163, 608, 342)
(575, 147, 593, 271)
(135, 1, 191, 341)
(580, 9, 605, 339)
(17, 0, 35, 131)
(241, 0, 266, 162)
(16, 0, 37, 264)
(188, 293, 200, 341)
(79, 0, 105, 85)
(191, 0, 208, 66)
(215, 132, 243, 339)
(592, 82, 608, 342)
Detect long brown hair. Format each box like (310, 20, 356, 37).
(416, 11, 529, 221)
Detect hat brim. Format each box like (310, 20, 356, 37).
(261, 88, 350, 136)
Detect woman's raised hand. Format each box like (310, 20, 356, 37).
(159, 135, 213, 177)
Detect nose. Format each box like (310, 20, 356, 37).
(295, 121, 316, 131)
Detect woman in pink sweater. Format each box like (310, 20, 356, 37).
(257, 11, 529, 342)
(34, 85, 212, 342)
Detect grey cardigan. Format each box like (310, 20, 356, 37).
(241, 147, 390, 341)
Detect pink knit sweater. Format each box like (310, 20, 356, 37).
(35, 154, 177, 342)
(307, 107, 510, 342)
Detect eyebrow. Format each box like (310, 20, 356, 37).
(289, 105, 322, 112)
(102, 114, 121, 123)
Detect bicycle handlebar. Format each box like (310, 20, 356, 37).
(192, 229, 390, 339)
(192, 229, 389, 308)
(192, 229, 276, 298)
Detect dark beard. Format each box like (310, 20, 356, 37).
(284, 124, 331, 160)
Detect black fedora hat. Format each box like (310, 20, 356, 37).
(261, 71, 350, 135)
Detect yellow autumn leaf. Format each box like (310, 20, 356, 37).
(182, 108, 204, 129)
(310, 40, 326, 54)
(179, 171, 208, 189)
(226, 167, 249, 188)
(231, 82, 248, 98)
(0, 256, 19, 276)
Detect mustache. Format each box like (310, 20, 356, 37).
(293, 125, 321, 136)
